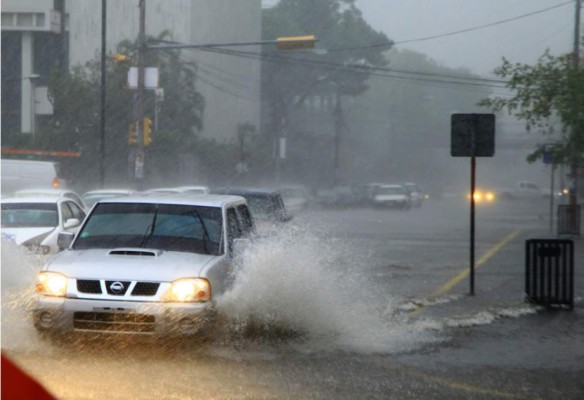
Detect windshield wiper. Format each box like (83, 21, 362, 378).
(192, 209, 211, 255)
(139, 206, 159, 248)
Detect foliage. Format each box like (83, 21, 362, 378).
(261, 0, 392, 185)
(38, 31, 207, 190)
(479, 51, 584, 166)
(262, 0, 391, 127)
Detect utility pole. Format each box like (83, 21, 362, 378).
(333, 94, 343, 187)
(133, 0, 146, 189)
(569, 0, 581, 207)
(99, 0, 107, 188)
(567, 0, 581, 208)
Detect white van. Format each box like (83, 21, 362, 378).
(1, 159, 67, 195)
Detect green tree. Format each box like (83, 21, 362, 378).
(261, 0, 392, 184)
(479, 51, 584, 167)
(38, 31, 207, 190)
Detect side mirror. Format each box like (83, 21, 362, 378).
(57, 231, 75, 250)
(63, 218, 80, 229)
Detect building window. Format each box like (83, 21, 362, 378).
(35, 13, 45, 27)
(16, 13, 34, 27)
(1, 13, 15, 27)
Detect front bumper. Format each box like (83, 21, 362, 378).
(32, 295, 214, 337)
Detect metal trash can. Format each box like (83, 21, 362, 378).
(557, 204, 581, 236)
(525, 239, 574, 309)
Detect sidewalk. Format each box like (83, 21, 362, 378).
(411, 228, 583, 322)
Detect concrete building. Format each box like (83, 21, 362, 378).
(2, 0, 261, 143)
(1, 0, 62, 137)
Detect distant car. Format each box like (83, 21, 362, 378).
(1, 196, 86, 254)
(13, 188, 89, 212)
(82, 189, 135, 208)
(32, 193, 255, 339)
(209, 187, 292, 232)
(279, 186, 312, 213)
(145, 186, 210, 195)
(467, 189, 496, 204)
(371, 184, 411, 210)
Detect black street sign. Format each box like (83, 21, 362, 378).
(451, 113, 495, 157)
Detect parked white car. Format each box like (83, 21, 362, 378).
(14, 188, 89, 212)
(145, 186, 210, 195)
(32, 193, 255, 339)
(82, 189, 135, 208)
(1, 196, 86, 254)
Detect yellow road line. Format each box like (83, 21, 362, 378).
(412, 229, 521, 314)
(388, 363, 527, 399)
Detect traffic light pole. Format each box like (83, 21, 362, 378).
(569, 0, 581, 208)
(133, 0, 146, 189)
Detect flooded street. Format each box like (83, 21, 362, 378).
(3, 198, 582, 399)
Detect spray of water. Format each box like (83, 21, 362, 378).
(218, 224, 441, 353)
(1, 238, 48, 352)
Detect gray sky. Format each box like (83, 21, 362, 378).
(355, 0, 579, 76)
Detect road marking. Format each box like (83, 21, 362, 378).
(411, 229, 521, 314)
(387, 363, 527, 399)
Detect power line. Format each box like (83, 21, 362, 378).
(394, 0, 574, 45)
(197, 46, 509, 90)
(323, 1, 574, 51)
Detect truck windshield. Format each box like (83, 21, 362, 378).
(73, 203, 223, 255)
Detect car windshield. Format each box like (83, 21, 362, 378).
(1, 203, 58, 227)
(377, 187, 404, 195)
(73, 202, 223, 255)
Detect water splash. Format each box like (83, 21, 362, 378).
(1, 238, 48, 352)
(217, 224, 441, 353)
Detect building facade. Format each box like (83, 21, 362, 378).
(2, 0, 261, 145)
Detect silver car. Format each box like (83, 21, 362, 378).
(32, 193, 255, 338)
(1, 195, 86, 254)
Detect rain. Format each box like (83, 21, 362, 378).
(2, 1, 583, 399)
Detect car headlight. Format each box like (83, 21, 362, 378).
(167, 278, 211, 302)
(485, 192, 495, 201)
(36, 272, 68, 297)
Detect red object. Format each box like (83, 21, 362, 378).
(1, 353, 57, 400)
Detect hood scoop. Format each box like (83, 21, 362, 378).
(108, 248, 161, 257)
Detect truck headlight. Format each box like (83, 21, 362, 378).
(168, 278, 211, 302)
(36, 272, 68, 297)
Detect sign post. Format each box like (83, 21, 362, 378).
(451, 113, 495, 295)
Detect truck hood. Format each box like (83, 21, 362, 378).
(44, 248, 219, 282)
(1, 227, 54, 246)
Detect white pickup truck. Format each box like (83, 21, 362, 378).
(500, 181, 550, 200)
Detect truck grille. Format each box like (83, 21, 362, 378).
(73, 312, 156, 333)
(77, 280, 101, 294)
(132, 282, 160, 296)
(75, 280, 160, 297)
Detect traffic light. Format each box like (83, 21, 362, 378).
(128, 123, 136, 144)
(143, 117, 152, 146)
